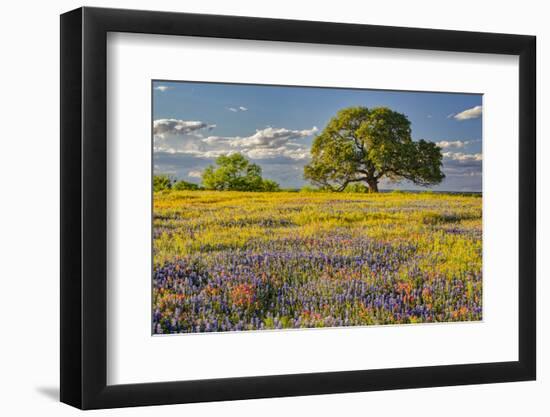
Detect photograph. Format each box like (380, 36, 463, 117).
(152, 81, 483, 334)
(48, 2, 540, 413)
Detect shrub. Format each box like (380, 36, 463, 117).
(261, 179, 281, 192)
(153, 175, 173, 192)
(299, 185, 322, 193)
(173, 180, 200, 191)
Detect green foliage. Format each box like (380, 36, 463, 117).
(343, 183, 369, 193)
(202, 153, 281, 192)
(261, 179, 281, 192)
(304, 106, 445, 193)
(300, 185, 334, 193)
(153, 175, 173, 192)
(154, 175, 201, 192)
(173, 180, 200, 191)
(299, 185, 321, 193)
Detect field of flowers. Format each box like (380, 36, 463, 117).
(153, 191, 482, 334)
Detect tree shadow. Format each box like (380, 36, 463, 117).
(35, 386, 59, 401)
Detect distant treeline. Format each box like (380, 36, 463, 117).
(153, 175, 202, 192)
(154, 153, 280, 192)
(154, 173, 479, 196)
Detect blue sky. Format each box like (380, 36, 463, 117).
(153, 81, 482, 191)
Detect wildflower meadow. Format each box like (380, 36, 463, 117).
(153, 191, 482, 333)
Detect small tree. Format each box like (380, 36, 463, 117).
(202, 153, 280, 192)
(153, 175, 173, 192)
(304, 107, 444, 193)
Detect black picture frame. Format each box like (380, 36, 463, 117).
(60, 6, 536, 410)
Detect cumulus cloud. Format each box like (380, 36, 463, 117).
(453, 105, 482, 120)
(153, 119, 317, 162)
(228, 126, 318, 148)
(436, 140, 479, 149)
(440, 151, 482, 191)
(437, 140, 465, 149)
(201, 126, 317, 160)
(153, 119, 218, 155)
(246, 146, 311, 161)
(443, 152, 482, 162)
(153, 119, 215, 137)
(239, 106, 248, 111)
(154, 85, 170, 92)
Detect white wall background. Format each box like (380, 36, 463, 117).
(0, 0, 545, 415)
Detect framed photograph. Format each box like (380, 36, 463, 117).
(60, 6, 536, 409)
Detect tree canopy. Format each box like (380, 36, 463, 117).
(202, 153, 280, 192)
(304, 106, 444, 192)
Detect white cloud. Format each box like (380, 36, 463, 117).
(228, 126, 318, 148)
(453, 105, 482, 120)
(198, 150, 237, 158)
(153, 119, 317, 161)
(436, 140, 479, 149)
(443, 152, 482, 162)
(437, 140, 465, 149)
(153, 119, 217, 155)
(201, 136, 228, 145)
(154, 85, 170, 92)
(227, 106, 248, 112)
(441, 151, 483, 186)
(188, 170, 202, 178)
(153, 119, 215, 137)
(246, 146, 311, 161)
(201, 126, 317, 160)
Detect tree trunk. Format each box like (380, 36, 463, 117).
(367, 179, 379, 193)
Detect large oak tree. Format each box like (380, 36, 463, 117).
(304, 107, 444, 192)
